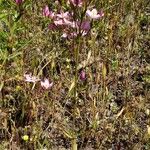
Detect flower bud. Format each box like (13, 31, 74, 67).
(80, 70, 86, 81)
(15, 0, 23, 5)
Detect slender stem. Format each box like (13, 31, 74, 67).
(71, 138, 77, 150)
(74, 37, 80, 103)
(71, 36, 81, 150)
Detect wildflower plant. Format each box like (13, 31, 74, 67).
(41, 1, 104, 149)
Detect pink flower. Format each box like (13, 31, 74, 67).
(53, 11, 78, 29)
(64, 19, 77, 28)
(56, 11, 70, 19)
(42, 5, 55, 18)
(81, 20, 91, 31)
(41, 79, 53, 89)
(54, 19, 73, 27)
(24, 74, 40, 83)
(79, 70, 86, 81)
(54, 19, 65, 26)
(54, 11, 73, 26)
(15, 0, 23, 4)
(61, 20, 90, 38)
(72, 20, 91, 36)
(86, 8, 104, 19)
(69, 0, 83, 7)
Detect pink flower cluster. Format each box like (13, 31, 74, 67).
(24, 74, 53, 90)
(42, 2, 104, 38)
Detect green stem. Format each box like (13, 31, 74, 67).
(74, 37, 80, 102)
(72, 36, 81, 150)
(71, 138, 77, 150)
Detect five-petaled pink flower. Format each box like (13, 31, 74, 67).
(41, 79, 53, 89)
(43, 5, 55, 18)
(54, 11, 72, 26)
(86, 9, 104, 19)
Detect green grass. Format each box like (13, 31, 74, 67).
(0, 0, 150, 149)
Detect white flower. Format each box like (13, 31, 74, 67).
(41, 79, 53, 89)
(61, 33, 68, 38)
(24, 74, 40, 83)
(86, 9, 103, 19)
